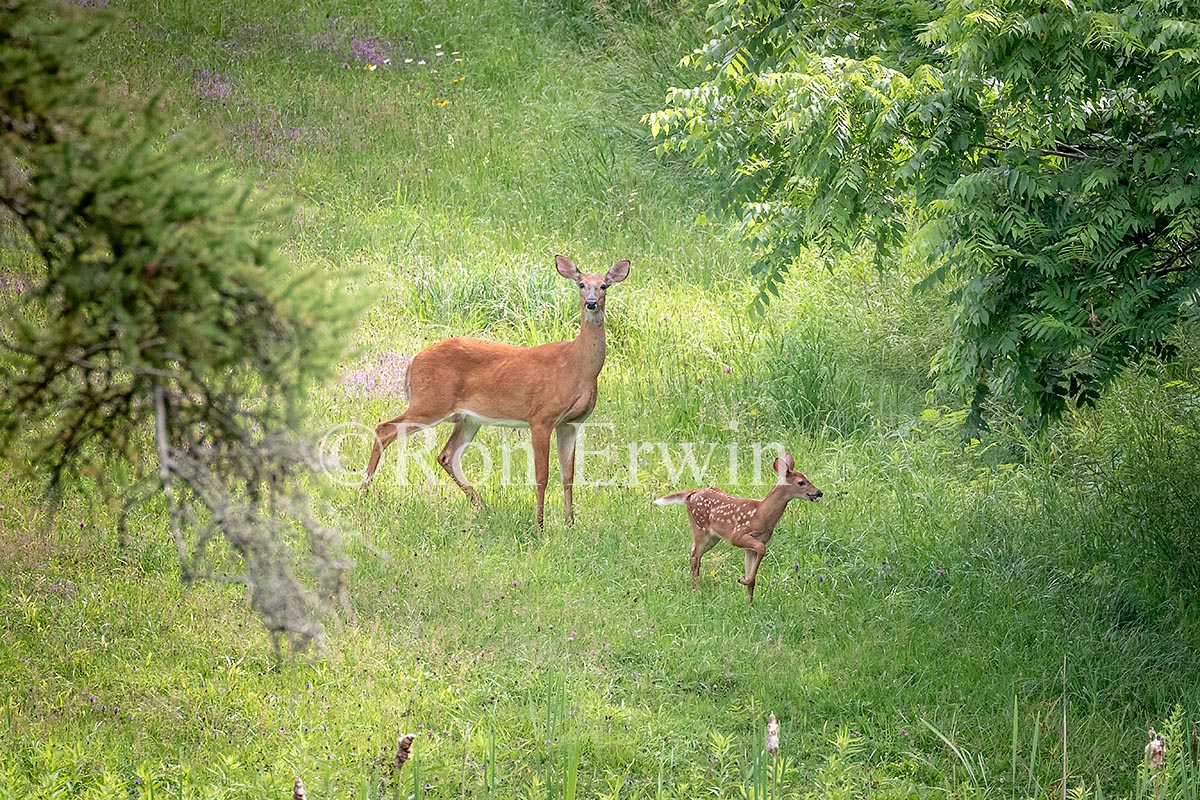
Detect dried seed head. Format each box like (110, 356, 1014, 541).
(1146, 728, 1165, 770)
(292, 778, 307, 800)
(396, 733, 417, 770)
(766, 713, 780, 756)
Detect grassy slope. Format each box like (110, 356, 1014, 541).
(3, 0, 1200, 797)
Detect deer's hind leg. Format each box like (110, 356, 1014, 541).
(437, 417, 485, 507)
(361, 409, 446, 491)
(689, 526, 721, 590)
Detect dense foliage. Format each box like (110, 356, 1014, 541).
(648, 0, 1200, 422)
(0, 0, 352, 649)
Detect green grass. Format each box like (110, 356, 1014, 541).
(4, 0, 1200, 798)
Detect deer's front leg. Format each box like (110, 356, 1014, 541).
(734, 534, 767, 605)
(555, 422, 578, 526)
(530, 424, 552, 530)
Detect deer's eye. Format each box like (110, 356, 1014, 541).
(578, 282, 585, 288)
(600, 284, 608, 290)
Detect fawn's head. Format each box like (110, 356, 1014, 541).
(773, 453, 823, 502)
(556, 255, 630, 322)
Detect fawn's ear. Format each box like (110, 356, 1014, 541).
(606, 259, 630, 284)
(556, 255, 582, 282)
(773, 453, 795, 476)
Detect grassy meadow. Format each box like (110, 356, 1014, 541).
(3, 0, 1200, 797)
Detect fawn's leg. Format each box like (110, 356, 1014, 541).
(690, 528, 720, 590)
(734, 535, 767, 605)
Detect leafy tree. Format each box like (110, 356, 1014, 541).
(0, 0, 353, 650)
(647, 0, 1200, 423)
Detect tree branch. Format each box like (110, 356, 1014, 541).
(153, 383, 189, 570)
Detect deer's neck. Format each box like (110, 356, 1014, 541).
(755, 486, 794, 530)
(573, 309, 607, 380)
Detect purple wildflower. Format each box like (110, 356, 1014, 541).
(341, 352, 410, 398)
(350, 36, 393, 66)
(194, 69, 233, 102)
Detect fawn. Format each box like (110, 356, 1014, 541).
(654, 453, 822, 604)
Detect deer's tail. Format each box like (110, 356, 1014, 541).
(653, 490, 696, 506)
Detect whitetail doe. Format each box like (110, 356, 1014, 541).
(360, 255, 630, 528)
(654, 453, 822, 604)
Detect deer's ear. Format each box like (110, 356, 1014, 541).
(606, 260, 630, 284)
(773, 453, 795, 475)
(556, 255, 581, 281)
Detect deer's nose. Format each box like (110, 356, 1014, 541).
(815, 489, 823, 498)
(585, 300, 598, 310)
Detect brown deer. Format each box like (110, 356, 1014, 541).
(360, 255, 630, 528)
(654, 453, 822, 604)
